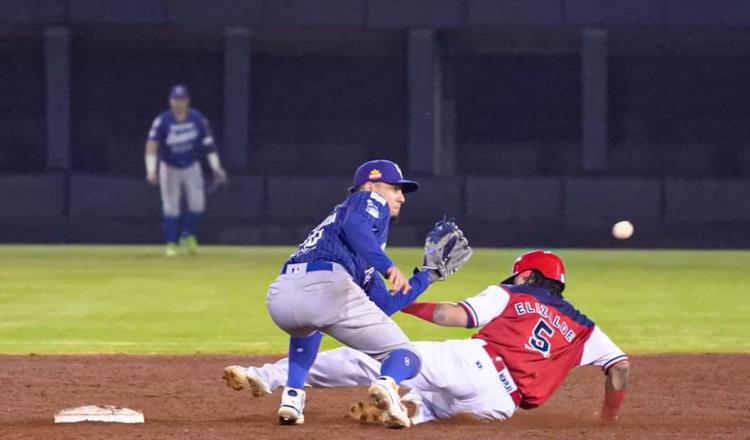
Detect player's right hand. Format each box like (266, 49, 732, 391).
(146, 173, 158, 186)
(386, 266, 411, 295)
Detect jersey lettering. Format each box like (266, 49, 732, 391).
(514, 300, 576, 342)
(362, 266, 375, 286)
(165, 123, 198, 145)
(299, 213, 336, 252)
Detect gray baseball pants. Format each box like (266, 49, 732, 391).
(266, 262, 414, 360)
(159, 161, 205, 216)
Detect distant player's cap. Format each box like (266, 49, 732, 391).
(169, 84, 190, 99)
(349, 159, 419, 193)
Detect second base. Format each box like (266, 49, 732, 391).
(54, 405, 145, 424)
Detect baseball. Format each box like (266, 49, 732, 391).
(612, 221, 634, 240)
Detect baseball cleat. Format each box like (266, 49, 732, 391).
(277, 387, 305, 425)
(368, 376, 411, 429)
(222, 366, 271, 397)
(165, 243, 179, 257)
(180, 235, 198, 255)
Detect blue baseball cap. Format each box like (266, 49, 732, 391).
(349, 159, 419, 193)
(169, 84, 190, 99)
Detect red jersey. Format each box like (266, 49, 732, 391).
(459, 284, 627, 409)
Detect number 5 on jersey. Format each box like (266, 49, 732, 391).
(525, 319, 554, 358)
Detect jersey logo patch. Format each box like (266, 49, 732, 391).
(366, 200, 380, 218)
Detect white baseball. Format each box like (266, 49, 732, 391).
(612, 221, 634, 240)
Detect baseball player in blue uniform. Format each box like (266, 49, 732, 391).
(144, 85, 228, 256)
(265, 159, 423, 428)
(224, 217, 473, 427)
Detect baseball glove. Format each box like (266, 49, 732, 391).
(420, 217, 473, 283)
(350, 400, 417, 425)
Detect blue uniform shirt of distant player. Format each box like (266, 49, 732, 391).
(147, 109, 216, 168)
(286, 190, 393, 287)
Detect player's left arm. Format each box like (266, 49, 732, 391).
(579, 326, 631, 422)
(340, 193, 399, 281)
(365, 270, 432, 316)
(401, 284, 510, 328)
(199, 114, 228, 182)
(602, 360, 630, 422)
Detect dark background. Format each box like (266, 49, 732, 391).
(1, 0, 749, 247)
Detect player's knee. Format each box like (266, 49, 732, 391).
(162, 205, 179, 216)
(610, 360, 630, 375)
(186, 192, 205, 212)
(406, 347, 422, 368)
(187, 201, 205, 213)
(390, 347, 422, 370)
(608, 360, 631, 388)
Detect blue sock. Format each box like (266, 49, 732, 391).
(287, 332, 323, 389)
(380, 348, 421, 384)
(163, 215, 180, 243)
(183, 211, 202, 237)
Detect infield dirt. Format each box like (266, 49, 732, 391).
(1, 354, 748, 440)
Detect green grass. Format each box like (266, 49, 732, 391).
(0, 245, 747, 354)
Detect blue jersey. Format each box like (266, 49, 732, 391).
(286, 191, 394, 287)
(147, 109, 216, 168)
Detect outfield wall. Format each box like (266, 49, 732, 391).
(2, 0, 750, 247)
(1, 174, 747, 248)
(5, 1, 750, 180)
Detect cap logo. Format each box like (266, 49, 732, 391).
(368, 169, 382, 180)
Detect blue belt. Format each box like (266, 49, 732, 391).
(280, 261, 334, 275)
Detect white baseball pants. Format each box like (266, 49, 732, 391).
(249, 339, 518, 424)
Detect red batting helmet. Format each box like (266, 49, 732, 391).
(501, 250, 566, 290)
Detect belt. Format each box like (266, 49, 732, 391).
(482, 344, 523, 407)
(280, 261, 334, 275)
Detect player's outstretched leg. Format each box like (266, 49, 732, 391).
(223, 346, 382, 401)
(368, 348, 421, 428)
(277, 332, 323, 425)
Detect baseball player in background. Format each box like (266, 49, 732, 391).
(144, 85, 228, 257)
(262, 159, 425, 428)
(225, 250, 631, 427)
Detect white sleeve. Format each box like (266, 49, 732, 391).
(458, 285, 510, 328)
(579, 326, 628, 371)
